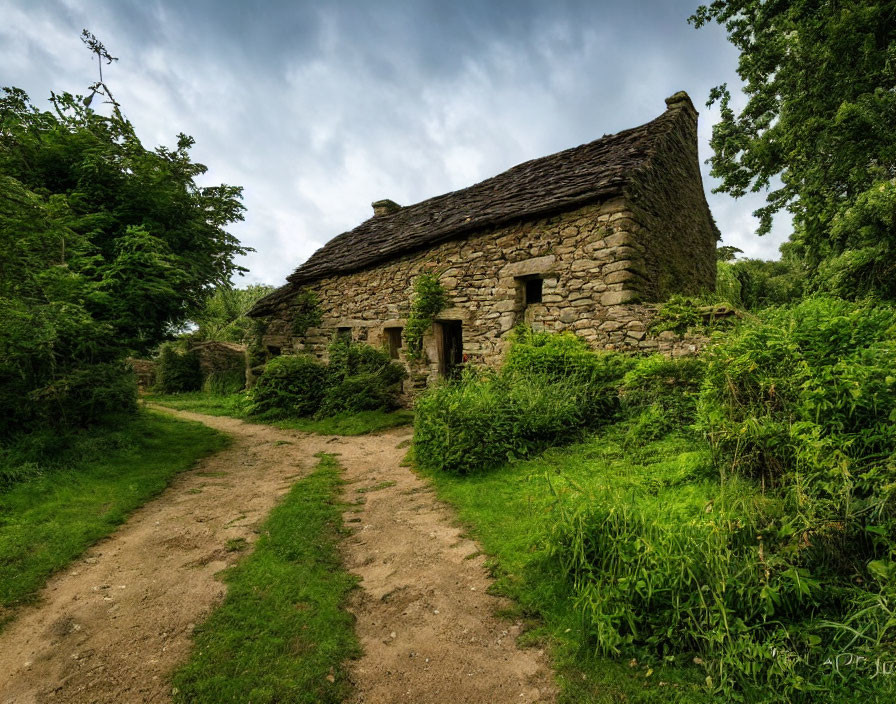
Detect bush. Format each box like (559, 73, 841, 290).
(503, 326, 635, 423)
(727, 256, 806, 310)
(155, 344, 202, 394)
(202, 369, 246, 395)
(414, 370, 591, 475)
(249, 355, 329, 418)
(248, 341, 406, 420)
(318, 338, 407, 416)
(620, 355, 705, 442)
(698, 296, 896, 486)
(414, 329, 634, 474)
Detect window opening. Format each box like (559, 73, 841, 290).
(336, 327, 352, 342)
(523, 277, 543, 305)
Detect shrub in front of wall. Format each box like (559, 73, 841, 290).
(318, 338, 407, 416)
(503, 326, 635, 423)
(415, 369, 603, 476)
(620, 354, 705, 441)
(202, 369, 246, 395)
(415, 328, 638, 475)
(155, 344, 203, 394)
(249, 355, 329, 418)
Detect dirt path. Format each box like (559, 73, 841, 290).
(0, 409, 555, 704)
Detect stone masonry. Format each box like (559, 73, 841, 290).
(251, 92, 718, 387)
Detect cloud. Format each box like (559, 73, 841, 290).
(1, 0, 789, 286)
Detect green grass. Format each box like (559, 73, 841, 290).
(419, 424, 715, 703)
(0, 410, 228, 620)
(145, 392, 414, 435)
(142, 391, 249, 417)
(172, 453, 360, 703)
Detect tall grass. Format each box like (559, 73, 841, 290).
(417, 310, 896, 701)
(414, 328, 634, 474)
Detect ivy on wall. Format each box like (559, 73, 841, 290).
(403, 274, 447, 360)
(291, 289, 323, 337)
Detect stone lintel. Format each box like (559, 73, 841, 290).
(499, 255, 557, 278)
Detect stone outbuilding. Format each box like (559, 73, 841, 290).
(250, 92, 719, 385)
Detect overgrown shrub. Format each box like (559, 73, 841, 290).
(542, 296, 896, 700)
(318, 338, 407, 416)
(698, 296, 896, 487)
(155, 344, 202, 394)
(414, 370, 592, 475)
(727, 255, 806, 310)
(249, 355, 329, 418)
(248, 341, 406, 420)
(0, 359, 138, 441)
(202, 369, 246, 395)
(620, 355, 705, 442)
(716, 260, 743, 306)
(414, 328, 634, 474)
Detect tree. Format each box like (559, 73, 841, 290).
(691, 1, 896, 298)
(189, 284, 275, 343)
(0, 34, 250, 434)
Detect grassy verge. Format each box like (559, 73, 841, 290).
(0, 410, 228, 620)
(144, 391, 413, 436)
(142, 391, 248, 416)
(420, 424, 714, 704)
(172, 453, 360, 703)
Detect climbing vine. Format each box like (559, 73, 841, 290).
(291, 288, 323, 337)
(403, 274, 447, 360)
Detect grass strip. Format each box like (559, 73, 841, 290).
(172, 452, 360, 704)
(0, 410, 228, 617)
(145, 392, 413, 435)
(420, 424, 713, 704)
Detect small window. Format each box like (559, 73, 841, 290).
(524, 278, 543, 305)
(266, 345, 281, 357)
(336, 327, 352, 342)
(384, 327, 403, 359)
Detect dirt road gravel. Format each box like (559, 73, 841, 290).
(0, 408, 555, 703)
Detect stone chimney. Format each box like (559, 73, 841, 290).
(665, 91, 697, 117)
(372, 199, 401, 217)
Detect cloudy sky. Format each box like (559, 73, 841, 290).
(2, 0, 790, 287)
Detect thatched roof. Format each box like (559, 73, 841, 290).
(251, 92, 697, 316)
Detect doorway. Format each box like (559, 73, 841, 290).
(439, 320, 463, 379)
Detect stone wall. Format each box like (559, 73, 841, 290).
(189, 341, 248, 378)
(261, 196, 710, 385)
(127, 358, 156, 389)
(626, 94, 719, 300)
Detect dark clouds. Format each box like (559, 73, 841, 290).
(1, 0, 790, 286)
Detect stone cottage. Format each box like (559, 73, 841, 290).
(249, 91, 719, 385)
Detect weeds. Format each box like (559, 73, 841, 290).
(414, 329, 633, 474)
